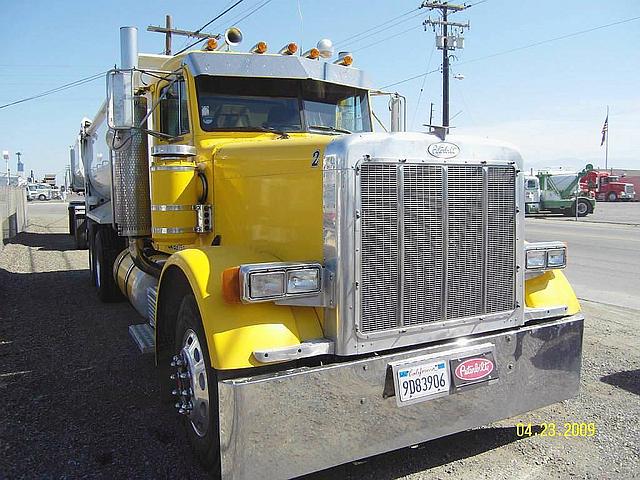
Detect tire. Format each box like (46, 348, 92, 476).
(608, 192, 617, 202)
(74, 218, 88, 249)
(94, 228, 124, 302)
(38, 194, 46, 201)
(173, 295, 221, 477)
(68, 206, 76, 236)
(88, 222, 97, 285)
(576, 199, 590, 217)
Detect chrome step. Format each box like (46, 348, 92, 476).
(129, 323, 155, 354)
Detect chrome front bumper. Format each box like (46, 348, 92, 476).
(218, 314, 584, 480)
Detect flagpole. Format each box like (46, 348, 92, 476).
(605, 105, 609, 171)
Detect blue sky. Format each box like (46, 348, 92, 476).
(0, 0, 638, 181)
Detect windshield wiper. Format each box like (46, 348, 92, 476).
(308, 125, 352, 135)
(241, 126, 290, 138)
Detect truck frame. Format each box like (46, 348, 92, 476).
(68, 25, 584, 479)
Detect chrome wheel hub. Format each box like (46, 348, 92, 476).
(170, 328, 209, 437)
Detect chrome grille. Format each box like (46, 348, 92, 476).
(360, 164, 399, 333)
(359, 162, 516, 334)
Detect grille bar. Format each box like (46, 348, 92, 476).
(359, 162, 516, 334)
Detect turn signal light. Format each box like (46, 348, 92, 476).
(303, 48, 320, 59)
(251, 41, 268, 54)
(222, 267, 242, 304)
(280, 42, 298, 55)
(204, 38, 218, 51)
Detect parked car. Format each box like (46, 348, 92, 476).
(26, 183, 53, 201)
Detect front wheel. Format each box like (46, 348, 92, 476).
(576, 199, 590, 217)
(172, 295, 221, 477)
(38, 194, 46, 201)
(608, 192, 617, 202)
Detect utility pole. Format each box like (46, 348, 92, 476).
(421, 2, 469, 128)
(148, 15, 218, 55)
(2, 151, 9, 186)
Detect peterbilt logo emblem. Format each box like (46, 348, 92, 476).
(428, 142, 460, 159)
(454, 358, 494, 381)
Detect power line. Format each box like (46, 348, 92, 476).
(382, 14, 640, 90)
(230, 0, 275, 26)
(174, 0, 248, 55)
(0, 71, 106, 111)
(335, 8, 420, 46)
(340, 11, 426, 49)
(351, 23, 424, 53)
(194, 0, 246, 34)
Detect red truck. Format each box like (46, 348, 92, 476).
(581, 170, 636, 201)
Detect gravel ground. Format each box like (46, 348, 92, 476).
(1, 206, 638, 479)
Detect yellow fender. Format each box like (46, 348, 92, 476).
(157, 246, 324, 370)
(525, 269, 581, 315)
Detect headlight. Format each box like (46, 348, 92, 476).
(240, 262, 322, 303)
(248, 271, 285, 300)
(526, 250, 547, 269)
(546, 249, 566, 268)
(525, 242, 567, 271)
(287, 268, 320, 294)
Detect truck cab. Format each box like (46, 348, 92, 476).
(582, 170, 635, 201)
(70, 26, 585, 480)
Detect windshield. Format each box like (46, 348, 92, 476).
(195, 76, 371, 134)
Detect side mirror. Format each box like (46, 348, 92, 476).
(107, 70, 135, 129)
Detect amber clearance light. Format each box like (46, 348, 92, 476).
(280, 42, 298, 55)
(251, 41, 268, 54)
(334, 51, 353, 66)
(204, 38, 218, 51)
(303, 48, 320, 59)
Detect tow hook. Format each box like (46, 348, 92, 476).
(170, 354, 193, 415)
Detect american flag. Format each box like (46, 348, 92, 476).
(600, 114, 608, 146)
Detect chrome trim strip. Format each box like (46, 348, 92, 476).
(152, 227, 195, 234)
(252, 339, 335, 364)
(151, 204, 196, 212)
(482, 165, 489, 314)
(524, 305, 568, 321)
(397, 164, 405, 328)
(150, 165, 195, 172)
(442, 165, 449, 322)
(151, 144, 197, 157)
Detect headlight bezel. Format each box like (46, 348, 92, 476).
(240, 262, 322, 303)
(525, 242, 567, 271)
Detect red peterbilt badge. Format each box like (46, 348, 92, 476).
(454, 357, 494, 381)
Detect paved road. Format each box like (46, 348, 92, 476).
(529, 200, 640, 225)
(526, 218, 640, 310)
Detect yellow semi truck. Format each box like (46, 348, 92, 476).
(69, 25, 584, 479)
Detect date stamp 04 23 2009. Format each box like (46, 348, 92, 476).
(516, 422, 597, 438)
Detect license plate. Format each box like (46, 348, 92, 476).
(395, 359, 450, 405)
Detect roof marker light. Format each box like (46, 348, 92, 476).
(251, 41, 268, 54)
(204, 38, 218, 51)
(334, 51, 353, 66)
(280, 42, 298, 55)
(303, 48, 320, 59)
